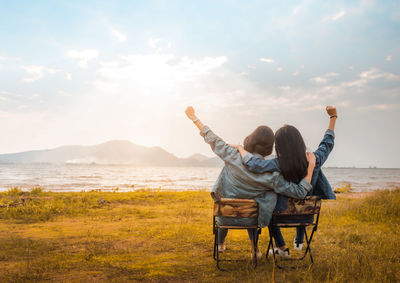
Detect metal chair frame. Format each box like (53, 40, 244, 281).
(266, 196, 322, 269)
(212, 199, 261, 270)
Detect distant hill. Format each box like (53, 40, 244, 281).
(0, 140, 223, 167)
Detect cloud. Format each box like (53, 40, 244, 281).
(276, 67, 283, 72)
(359, 68, 398, 81)
(325, 10, 346, 21)
(385, 55, 393, 61)
(311, 76, 328, 84)
(21, 65, 61, 83)
(293, 71, 299, 76)
(260, 58, 275, 63)
(148, 37, 160, 49)
(111, 28, 127, 43)
(67, 49, 99, 68)
(325, 72, 340, 77)
(65, 73, 72, 81)
(311, 72, 340, 84)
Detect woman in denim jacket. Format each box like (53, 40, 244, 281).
(185, 106, 316, 258)
(232, 106, 337, 257)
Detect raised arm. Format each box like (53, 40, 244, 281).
(185, 106, 237, 162)
(185, 106, 205, 131)
(326, 105, 337, 132)
(314, 106, 337, 167)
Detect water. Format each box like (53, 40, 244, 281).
(0, 164, 399, 192)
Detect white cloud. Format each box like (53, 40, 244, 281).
(325, 10, 346, 21)
(240, 71, 248, 76)
(67, 49, 99, 68)
(293, 71, 299, 76)
(111, 28, 127, 43)
(280, 86, 291, 91)
(148, 37, 160, 49)
(276, 67, 283, 72)
(21, 65, 61, 83)
(311, 76, 328, 84)
(385, 55, 393, 61)
(248, 65, 256, 69)
(260, 58, 275, 63)
(65, 73, 72, 81)
(359, 68, 398, 81)
(325, 72, 340, 77)
(311, 72, 340, 84)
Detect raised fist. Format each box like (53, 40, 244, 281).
(185, 106, 196, 120)
(326, 106, 337, 117)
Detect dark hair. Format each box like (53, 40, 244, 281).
(275, 125, 308, 183)
(243, 126, 274, 157)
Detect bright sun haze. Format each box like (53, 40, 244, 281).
(0, 1, 399, 168)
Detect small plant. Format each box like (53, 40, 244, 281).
(6, 187, 24, 196)
(30, 187, 44, 195)
(334, 182, 353, 193)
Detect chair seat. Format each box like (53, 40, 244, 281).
(273, 223, 313, 227)
(216, 225, 259, 229)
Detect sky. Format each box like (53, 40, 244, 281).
(0, 0, 399, 168)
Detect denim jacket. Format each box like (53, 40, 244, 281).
(200, 125, 312, 227)
(243, 129, 336, 212)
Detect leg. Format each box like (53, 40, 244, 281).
(295, 226, 305, 244)
(271, 226, 286, 249)
(218, 228, 228, 244)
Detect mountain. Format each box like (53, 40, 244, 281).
(187, 153, 211, 162)
(0, 140, 223, 167)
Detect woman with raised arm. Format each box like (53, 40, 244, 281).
(232, 106, 337, 257)
(184, 106, 316, 258)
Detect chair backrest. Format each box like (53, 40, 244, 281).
(277, 196, 321, 216)
(271, 196, 321, 225)
(213, 198, 258, 218)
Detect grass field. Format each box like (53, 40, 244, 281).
(0, 187, 399, 282)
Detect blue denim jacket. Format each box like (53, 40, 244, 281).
(200, 126, 312, 227)
(243, 129, 336, 212)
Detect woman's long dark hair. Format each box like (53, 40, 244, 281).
(243, 126, 274, 157)
(275, 125, 308, 183)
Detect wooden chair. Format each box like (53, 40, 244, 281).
(213, 198, 261, 270)
(267, 196, 322, 268)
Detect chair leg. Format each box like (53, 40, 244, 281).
(300, 226, 316, 264)
(213, 228, 217, 261)
(304, 229, 314, 264)
(267, 226, 277, 264)
(216, 228, 221, 270)
(251, 229, 257, 268)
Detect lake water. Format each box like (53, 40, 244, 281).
(0, 164, 399, 192)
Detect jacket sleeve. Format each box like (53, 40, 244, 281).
(200, 126, 237, 162)
(314, 129, 335, 168)
(271, 172, 312, 198)
(242, 153, 281, 173)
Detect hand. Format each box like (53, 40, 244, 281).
(185, 106, 197, 120)
(326, 106, 337, 117)
(229, 144, 244, 150)
(306, 152, 316, 167)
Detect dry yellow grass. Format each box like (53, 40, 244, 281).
(0, 187, 399, 282)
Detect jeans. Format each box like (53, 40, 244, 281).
(271, 227, 305, 248)
(216, 216, 257, 243)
